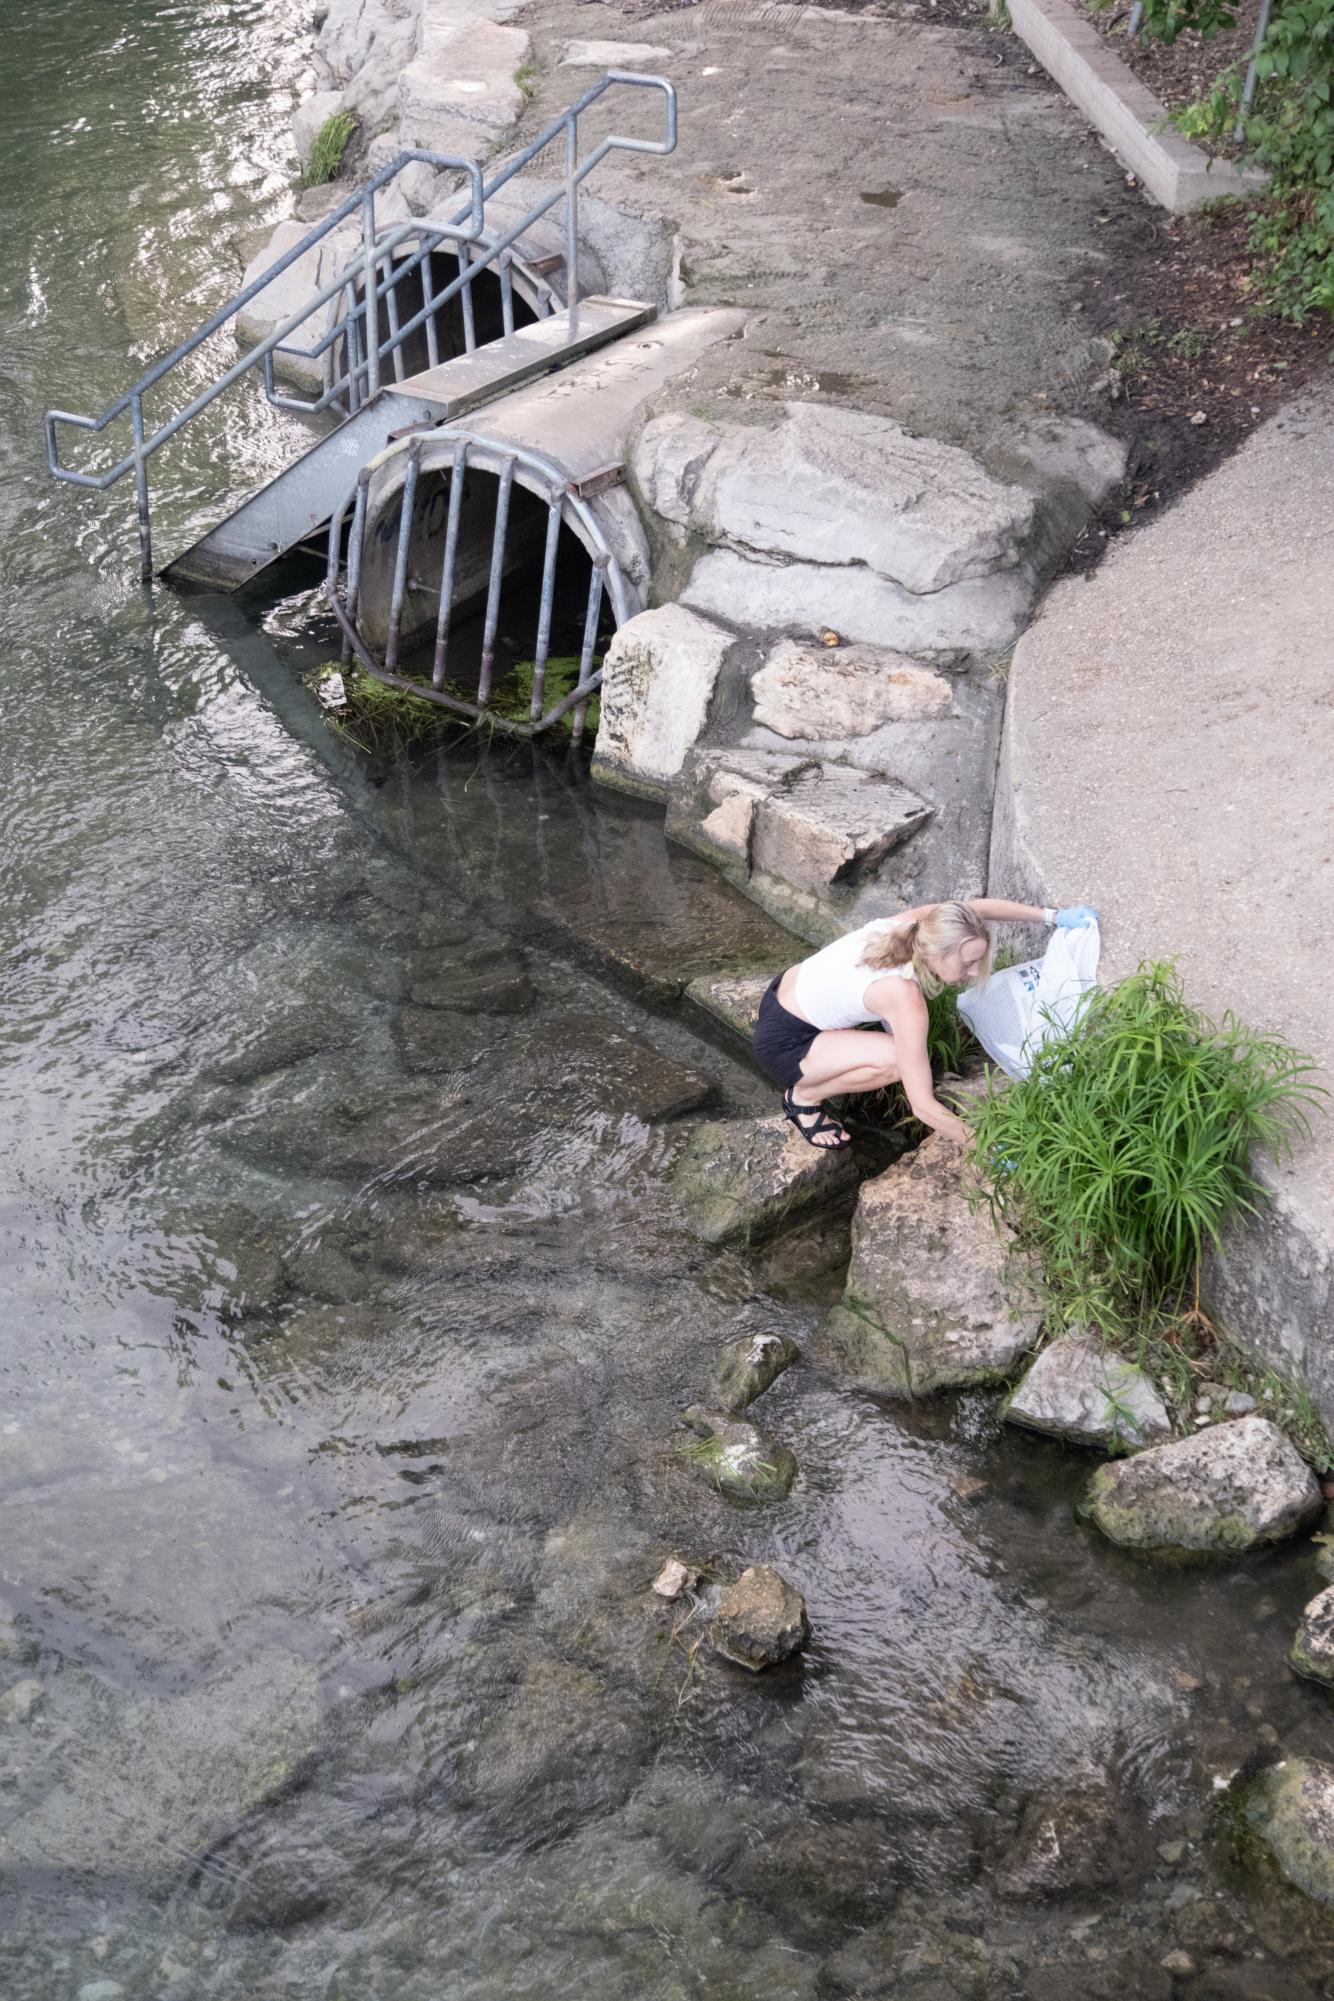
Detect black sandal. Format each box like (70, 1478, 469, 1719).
(782, 1089, 851, 1151)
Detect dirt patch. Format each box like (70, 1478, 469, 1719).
(1062, 196, 1334, 566)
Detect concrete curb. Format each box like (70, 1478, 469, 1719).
(1007, 0, 1267, 214)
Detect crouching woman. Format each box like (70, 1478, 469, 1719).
(753, 899, 1093, 1150)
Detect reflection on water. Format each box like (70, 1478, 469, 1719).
(3, 5, 1334, 1997)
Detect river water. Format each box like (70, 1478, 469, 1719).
(3, 4, 1333, 1996)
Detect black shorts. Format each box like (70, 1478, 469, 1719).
(752, 976, 822, 1092)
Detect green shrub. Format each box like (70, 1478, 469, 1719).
(1133, 0, 1334, 319)
(302, 110, 358, 189)
(965, 962, 1322, 1330)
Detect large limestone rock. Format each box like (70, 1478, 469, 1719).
(671, 1114, 858, 1247)
(709, 1566, 810, 1670)
(315, 0, 421, 127)
(635, 405, 1037, 592)
(234, 217, 360, 390)
(398, 21, 530, 157)
(750, 763, 933, 894)
(1005, 1330, 1172, 1453)
(750, 639, 953, 740)
(666, 746, 811, 873)
(635, 402, 1039, 654)
(683, 548, 1035, 656)
(684, 970, 775, 1041)
(681, 1408, 798, 1503)
(821, 1137, 1039, 1396)
(1291, 1586, 1334, 1686)
(1085, 1417, 1323, 1554)
(0, 1650, 320, 1890)
(592, 604, 734, 795)
(1235, 1759, 1334, 1911)
(666, 746, 934, 915)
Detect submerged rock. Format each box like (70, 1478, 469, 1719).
(459, 1658, 650, 1841)
(1085, 1417, 1323, 1554)
(1234, 1758, 1334, 1911)
(0, 1650, 320, 1891)
(1291, 1586, 1334, 1686)
(407, 942, 533, 1015)
(671, 1114, 858, 1248)
(820, 1136, 1039, 1395)
(708, 1331, 800, 1414)
(684, 969, 775, 1041)
(997, 1768, 1146, 1898)
(681, 1407, 798, 1503)
(1004, 1330, 1172, 1453)
(709, 1564, 809, 1670)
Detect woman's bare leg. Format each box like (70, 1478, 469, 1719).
(792, 1028, 900, 1105)
(781, 1029, 901, 1148)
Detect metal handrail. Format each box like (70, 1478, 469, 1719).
(43, 151, 486, 579)
(266, 72, 677, 421)
(42, 71, 676, 584)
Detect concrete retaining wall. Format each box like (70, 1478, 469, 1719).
(1007, 0, 1266, 213)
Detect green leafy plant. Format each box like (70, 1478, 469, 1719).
(1134, 0, 1334, 319)
(302, 110, 358, 189)
(966, 962, 1323, 1330)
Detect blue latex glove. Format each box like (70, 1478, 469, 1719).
(1055, 904, 1099, 928)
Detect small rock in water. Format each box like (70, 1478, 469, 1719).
(1160, 1952, 1196, 1977)
(681, 1407, 798, 1503)
(1004, 1329, 1171, 1452)
(1290, 1585, 1334, 1686)
(1230, 1758, 1334, 1910)
(1085, 1417, 1323, 1554)
(0, 1679, 43, 1724)
(78, 1984, 125, 2001)
(709, 1565, 809, 1670)
(671, 1115, 857, 1248)
(998, 1769, 1146, 1897)
(1157, 1838, 1185, 1864)
(708, 1331, 800, 1415)
(651, 1558, 699, 1601)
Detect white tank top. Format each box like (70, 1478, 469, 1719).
(792, 921, 919, 1031)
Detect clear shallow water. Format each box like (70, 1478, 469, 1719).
(3, 7, 1334, 1997)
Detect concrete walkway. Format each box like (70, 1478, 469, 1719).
(993, 386, 1334, 1419)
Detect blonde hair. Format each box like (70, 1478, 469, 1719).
(859, 901, 993, 997)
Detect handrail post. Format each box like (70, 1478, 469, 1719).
(385, 439, 422, 672)
(131, 393, 152, 581)
(565, 115, 579, 334)
(362, 190, 380, 401)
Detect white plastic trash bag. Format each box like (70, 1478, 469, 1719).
(958, 920, 1101, 1080)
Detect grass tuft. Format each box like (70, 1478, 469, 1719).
(965, 961, 1324, 1335)
(302, 110, 358, 189)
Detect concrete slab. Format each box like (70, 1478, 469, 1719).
(400, 296, 655, 408)
(436, 305, 747, 483)
(508, 0, 1147, 456)
(991, 387, 1334, 1421)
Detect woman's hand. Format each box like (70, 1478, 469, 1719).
(1055, 904, 1099, 928)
